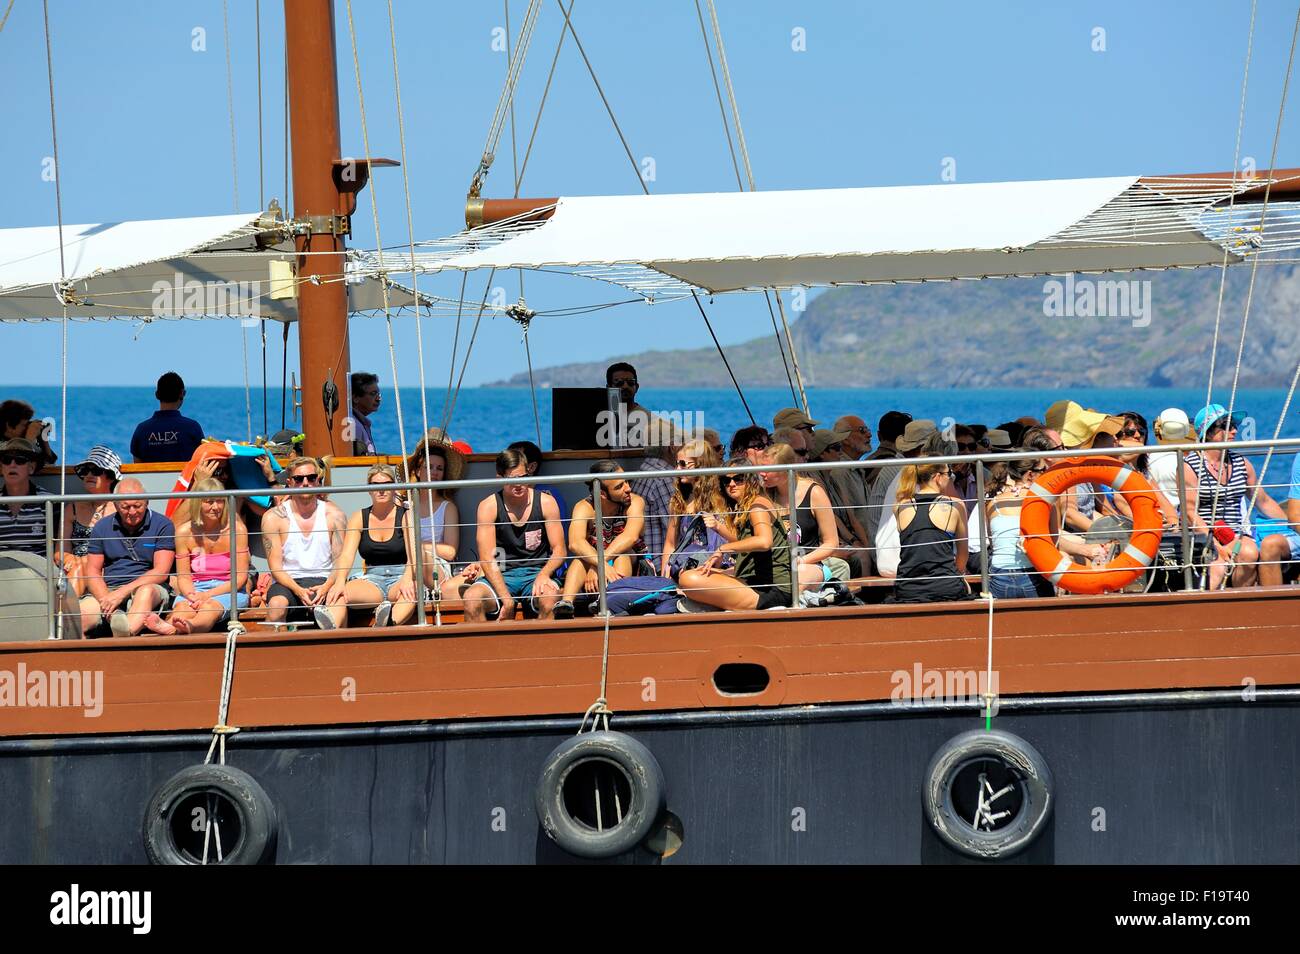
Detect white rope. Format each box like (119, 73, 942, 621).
(516, 0, 573, 192)
(221, 0, 240, 211)
(344, 0, 410, 470)
(240, 321, 252, 441)
(203, 624, 243, 767)
(472, 0, 542, 196)
(578, 611, 614, 735)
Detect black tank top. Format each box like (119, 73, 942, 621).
(359, 506, 408, 567)
(894, 494, 969, 602)
(496, 489, 551, 568)
(793, 483, 820, 549)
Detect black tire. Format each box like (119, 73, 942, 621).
(922, 729, 1053, 860)
(143, 764, 278, 865)
(536, 731, 666, 859)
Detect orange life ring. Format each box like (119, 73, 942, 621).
(164, 442, 232, 520)
(1018, 456, 1162, 595)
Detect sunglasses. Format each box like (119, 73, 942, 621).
(287, 474, 320, 485)
(793, 447, 810, 457)
(957, 441, 977, 451)
(1, 454, 33, 466)
(612, 378, 638, 388)
(722, 474, 746, 485)
(853, 426, 872, 437)
(746, 436, 773, 451)
(675, 458, 698, 469)
(75, 465, 111, 479)
(826, 442, 843, 454)
(1119, 427, 1144, 439)
(1029, 465, 1051, 475)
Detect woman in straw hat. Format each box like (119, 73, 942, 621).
(404, 430, 480, 601)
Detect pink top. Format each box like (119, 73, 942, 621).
(190, 549, 232, 584)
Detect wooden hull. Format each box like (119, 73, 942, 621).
(1, 587, 1297, 737)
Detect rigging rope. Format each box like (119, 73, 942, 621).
(0, 0, 16, 33)
(344, 0, 410, 470)
(221, 0, 240, 211)
(1209, 0, 1300, 574)
(517, 0, 574, 192)
(692, 291, 755, 425)
(471, 0, 542, 197)
(554, 0, 647, 195)
(42, 0, 69, 639)
(441, 272, 469, 429)
(703, 0, 809, 415)
(255, 0, 265, 210)
(441, 269, 499, 436)
(240, 321, 252, 441)
(693, 0, 798, 406)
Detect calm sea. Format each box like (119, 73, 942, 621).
(9, 385, 1300, 487)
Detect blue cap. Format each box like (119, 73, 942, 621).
(1193, 403, 1243, 438)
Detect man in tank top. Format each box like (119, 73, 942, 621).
(463, 448, 567, 622)
(261, 457, 349, 628)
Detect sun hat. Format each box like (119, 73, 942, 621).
(1193, 403, 1244, 439)
(74, 445, 123, 481)
(0, 437, 39, 459)
(984, 428, 1013, 451)
(1154, 408, 1192, 445)
(404, 428, 466, 483)
(1060, 405, 1122, 448)
(895, 419, 938, 453)
(773, 407, 819, 431)
(810, 428, 852, 458)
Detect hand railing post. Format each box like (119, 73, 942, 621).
(974, 459, 991, 598)
(1175, 451, 1194, 591)
(788, 467, 800, 608)
(228, 494, 240, 626)
(409, 482, 428, 625)
(591, 478, 609, 618)
(45, 499, 57, 640)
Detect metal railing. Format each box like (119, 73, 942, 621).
(9, 434, 1300, 637)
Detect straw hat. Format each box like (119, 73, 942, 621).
(404, 428, 466, 483)
(1055, 403, 1123, 448)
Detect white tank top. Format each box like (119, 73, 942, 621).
(282, 504, 334, 577)
(420, 500, 448, 545)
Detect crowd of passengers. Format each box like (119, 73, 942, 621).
(3, 364, 1300, 636)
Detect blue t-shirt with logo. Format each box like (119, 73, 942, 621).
(87, 510, 176, 587)
(130, 409, 205, 463)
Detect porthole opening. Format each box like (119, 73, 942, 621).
(712, 662, 770, 695)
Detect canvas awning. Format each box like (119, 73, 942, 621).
(0, 211, 432, 321)
(376, 173, 1300, 296)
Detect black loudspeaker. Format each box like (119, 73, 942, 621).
(551, 388, 620, 451)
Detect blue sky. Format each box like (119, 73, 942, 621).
(4, 0, 1300, 388)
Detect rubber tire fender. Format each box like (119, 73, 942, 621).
(536, 730, 667, 859)
(922, 729, 1053, 860)
(143, 764, 279, 865)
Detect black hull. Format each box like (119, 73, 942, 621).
(4, 688, 1298, 864)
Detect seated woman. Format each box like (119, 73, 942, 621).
(67, 446, 122, 597)
(145, 478, 249, 634)
(759, 442, 847, 591)
(660, 439, 726, 577)
(404, 432, 481, 603)
(891, 461, 971, 603)
(557, 461, 647, 618)
(677, 458, 793, 611)
(985, 459, 1058, 599)
(338, 464, 418, 628)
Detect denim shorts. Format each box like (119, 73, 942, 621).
(989, 568, 1055, 599)
(192, 576, 251, 615)
(351, 563, 407, 594)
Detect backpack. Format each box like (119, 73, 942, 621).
(666, 513, 726, 580)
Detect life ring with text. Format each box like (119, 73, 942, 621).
(1019, 456, 1161, 595)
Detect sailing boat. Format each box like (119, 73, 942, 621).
(2, 0, 1300, 865)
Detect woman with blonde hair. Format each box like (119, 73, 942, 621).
(145, 477, 249, 634)
(677, 456, 792, 611)
(759, 442, 847, 588)
(659, 438, 727, 577)
(891, 461, 971, 603)
(336, 463, 418, 627)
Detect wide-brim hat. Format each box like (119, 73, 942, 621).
(1060, 405, 1121, 448)
(0, 437, 39, 460)
(1193, 403, 1245, 439)
(895, 419, 938, 453)
(75, 445, 123, 481)
(404, 429, 466, 483)
(773, 407, 819, 431)
(1155, 408, 1192, 444)
(984, 428, 1013, 450)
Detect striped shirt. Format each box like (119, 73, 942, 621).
(1186, 450, 1250, 532)
(0, 483, 52, 555)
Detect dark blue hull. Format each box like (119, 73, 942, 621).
(4, 688, 1298, 864)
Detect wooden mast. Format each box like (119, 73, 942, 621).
(285, 0, 350, 459)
